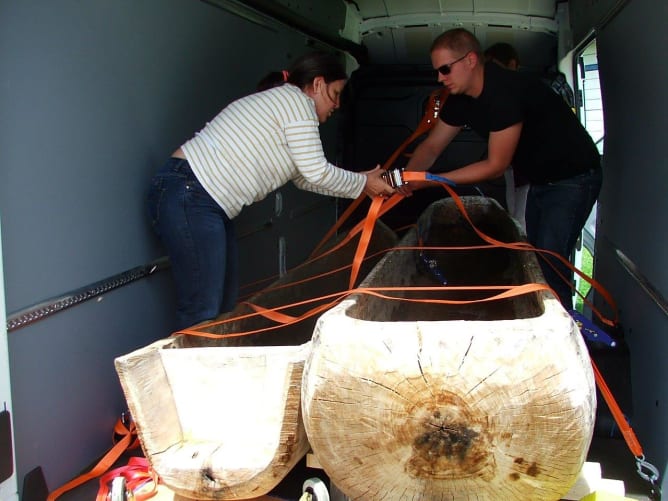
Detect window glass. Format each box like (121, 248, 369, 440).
(573, 38, 604, 311)
(577, 40, 605, 153)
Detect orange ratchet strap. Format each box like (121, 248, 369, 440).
(310, 87, 449, 258)
(347, 169, 618, 326)
(46, 414, 157, 501)
(95, 457, 159, 501)
(592, 360, 661, 497)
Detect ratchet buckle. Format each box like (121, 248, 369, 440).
(381, 168, 407, 188)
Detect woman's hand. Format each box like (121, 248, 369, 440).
(362, 165, 395, 199)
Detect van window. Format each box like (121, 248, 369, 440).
(577, 39, 605, 153)
(573, 38, 604, 312)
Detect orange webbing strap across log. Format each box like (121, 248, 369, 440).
(347, 192, 412, 288)
(260, 193, 397, 289)
(47, 415, 142, 500)
(182, 172, 619, 337)
(235, 202, 399, 304)
(176, 282, 554, 340)
(238, 245, 394, 306)
(181, 174, 618, 337)
(355, 283, 552, 303)
(309, 88, 449, 259)
(401, 171, 619, 328)
(175, 291, 352, 339)
(176, 185, 555, 339)
(349, 195, 384, 288)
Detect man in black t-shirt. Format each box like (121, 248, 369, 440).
(405, 28, 602, 310)
(483, 42, 528, 230)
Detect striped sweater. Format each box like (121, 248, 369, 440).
(182, 83, 366, 218)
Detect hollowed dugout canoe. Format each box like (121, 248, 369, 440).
(302, 196, 596, 501)
(114, 221, 397, 500)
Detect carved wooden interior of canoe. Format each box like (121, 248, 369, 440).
(302, 196, 596, 501)
(114, 222, 397, 500)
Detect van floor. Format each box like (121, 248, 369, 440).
(49, 435, 654, 501)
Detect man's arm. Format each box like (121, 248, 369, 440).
(401, 120, 461, 193)
(405, 119, 461, 172)
(432, 122, 522, 185)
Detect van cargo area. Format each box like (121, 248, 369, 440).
(0, 1, 664, 500)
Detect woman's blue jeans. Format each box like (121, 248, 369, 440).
(147, 158, 238, 329)
(525, 167, 602, 310)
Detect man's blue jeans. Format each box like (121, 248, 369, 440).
(525, 167, 602, 310)
(147, 158, 238, 329)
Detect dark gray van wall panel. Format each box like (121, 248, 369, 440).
(594, 0, 667, 488)
(0, 0, 308, 313)
(569, 0, 629, 43)
(8, 276, 176, 491)
(0, 0, 336, 492)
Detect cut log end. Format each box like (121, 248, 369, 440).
(404, 397, 494, 480)
(302, 198, 596, 500)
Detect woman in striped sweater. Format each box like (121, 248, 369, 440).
(147, 51, 393, 329)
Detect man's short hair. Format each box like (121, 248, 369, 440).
(430, 28, 483, 58)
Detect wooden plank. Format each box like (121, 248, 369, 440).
(304, 457, 629, 501)
(151, 483, 285, 501)
(561, 462, 627, 499)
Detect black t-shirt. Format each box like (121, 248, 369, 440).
(441, 62, 600, 184)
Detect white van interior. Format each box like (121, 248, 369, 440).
(0, 0, 665, 499)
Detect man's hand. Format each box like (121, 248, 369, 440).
(362, 165, 395, 198)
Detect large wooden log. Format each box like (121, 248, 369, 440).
(115, 222, 397, 500)
(302, 197, 596, 501)
(117, 342, 310, 500)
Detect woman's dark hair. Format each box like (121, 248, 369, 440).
(257, 51, 348, 91)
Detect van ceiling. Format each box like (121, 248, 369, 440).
(348, 0, 561, 69)
(219, 0, 563, 71)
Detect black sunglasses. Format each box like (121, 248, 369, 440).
(436, 52, 470, 76)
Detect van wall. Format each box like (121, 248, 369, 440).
(572, 0, 667, 489)
(0, 0, 341, 492)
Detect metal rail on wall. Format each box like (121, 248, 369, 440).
(615, 248, 668, 318)
(6, 257, 170, 333)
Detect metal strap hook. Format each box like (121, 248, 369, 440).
(636, 455, 662, 500)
